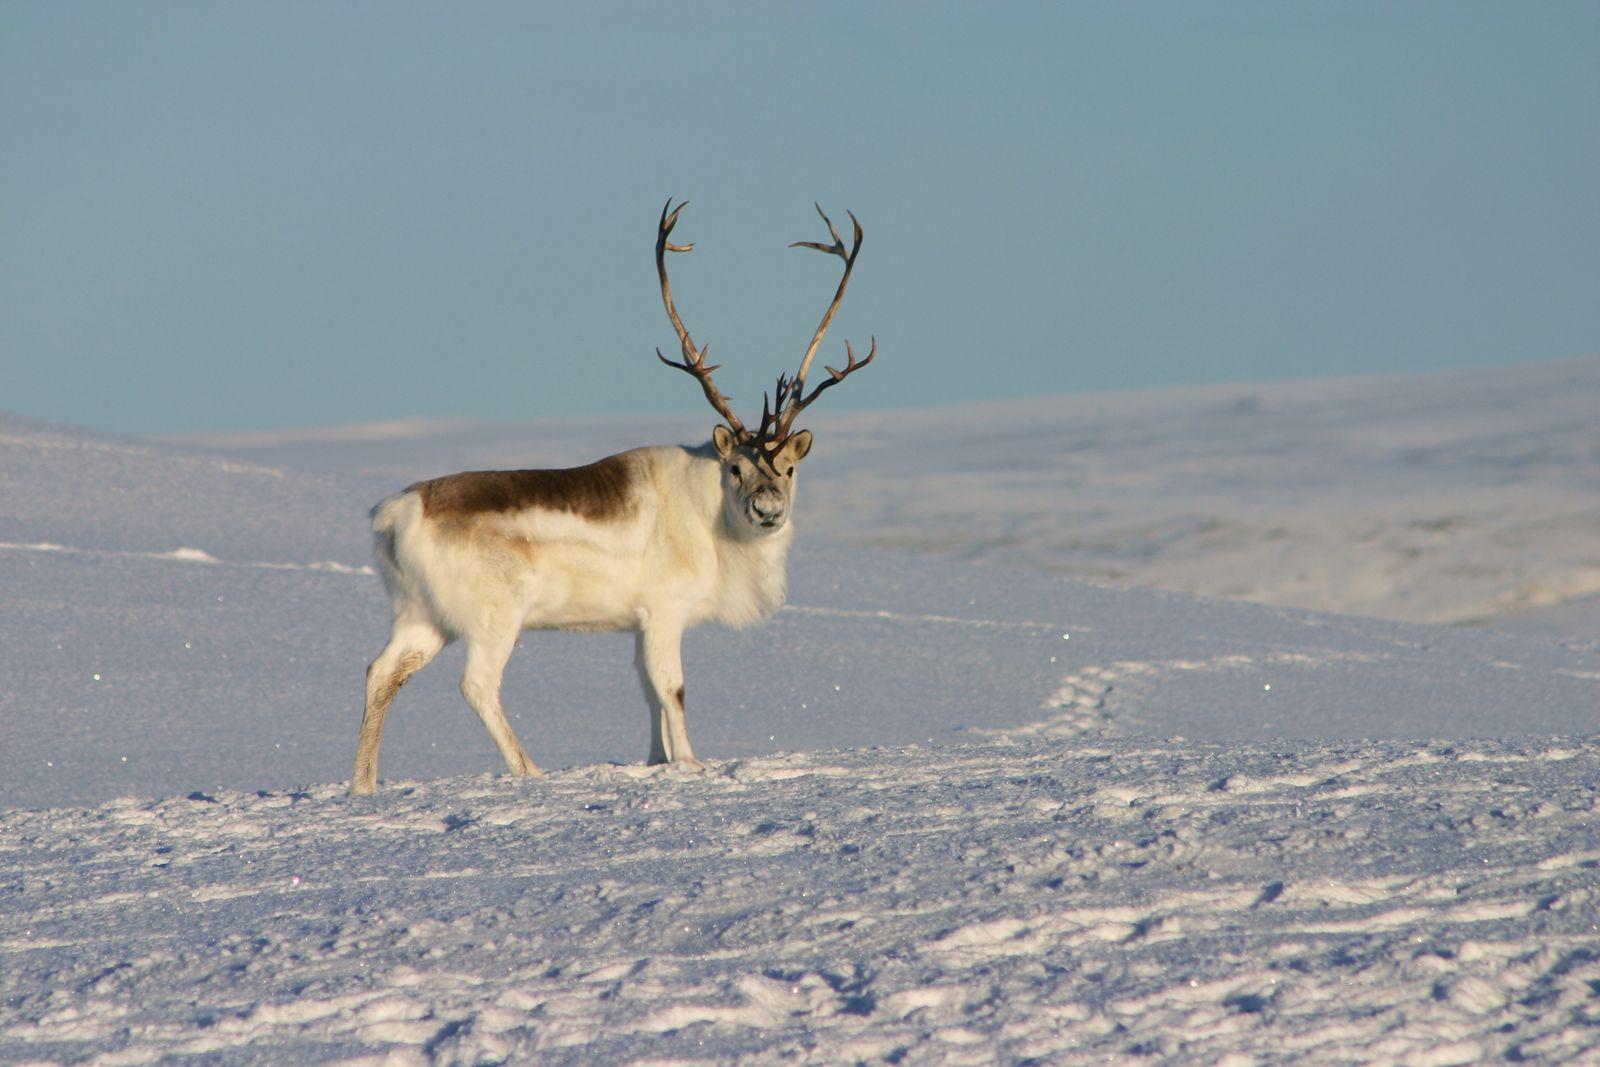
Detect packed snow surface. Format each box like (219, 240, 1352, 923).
(2, 358, 1598, 1063)
(6, 739, 1599, 1065)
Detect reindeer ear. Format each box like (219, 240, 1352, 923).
(712, 425, 737, 458)
(779, 430, 812, 466)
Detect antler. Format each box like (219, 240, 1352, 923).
(654, 198, 747, 439)
(653, 199, 875, 452)
(765, 203, 875, 442)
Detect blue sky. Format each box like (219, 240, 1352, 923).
(2, 2, 1596, 436)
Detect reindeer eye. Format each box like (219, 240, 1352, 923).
(729, 463, 744, 480)
(786, 466, 795, 477)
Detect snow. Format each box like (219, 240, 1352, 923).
(3, 358, 1599, 1063)
(7, 739, 1599, 1064)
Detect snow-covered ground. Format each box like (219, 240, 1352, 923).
(7, 737, 1600, 1064)
(3, 359, 1598, 1063)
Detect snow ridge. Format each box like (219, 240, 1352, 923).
(0, 539, 373, 576)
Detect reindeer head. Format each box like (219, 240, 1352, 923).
(708, 423, 811, 534)
(654, 199, 873, 536)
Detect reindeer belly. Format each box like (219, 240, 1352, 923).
(507, 536, 645, 633)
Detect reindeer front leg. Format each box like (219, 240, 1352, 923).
(633, 615, 701, 769)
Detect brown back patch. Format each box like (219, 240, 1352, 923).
(415, 453, 638, 522)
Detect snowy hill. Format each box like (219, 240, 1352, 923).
(179, 355, 1600, 631)
(3, 362, 1599, 1063)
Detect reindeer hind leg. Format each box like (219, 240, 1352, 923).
(351, 621, 445, 795)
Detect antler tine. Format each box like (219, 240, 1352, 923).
(756, 387, 781, 442)
(789, 202, 847, 258)
(822, 336, 876, 387)
(654, 198, 747, 438)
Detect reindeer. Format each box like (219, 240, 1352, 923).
(350, 200, 875, 794)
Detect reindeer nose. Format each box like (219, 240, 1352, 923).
(752, 493, 785, 522)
